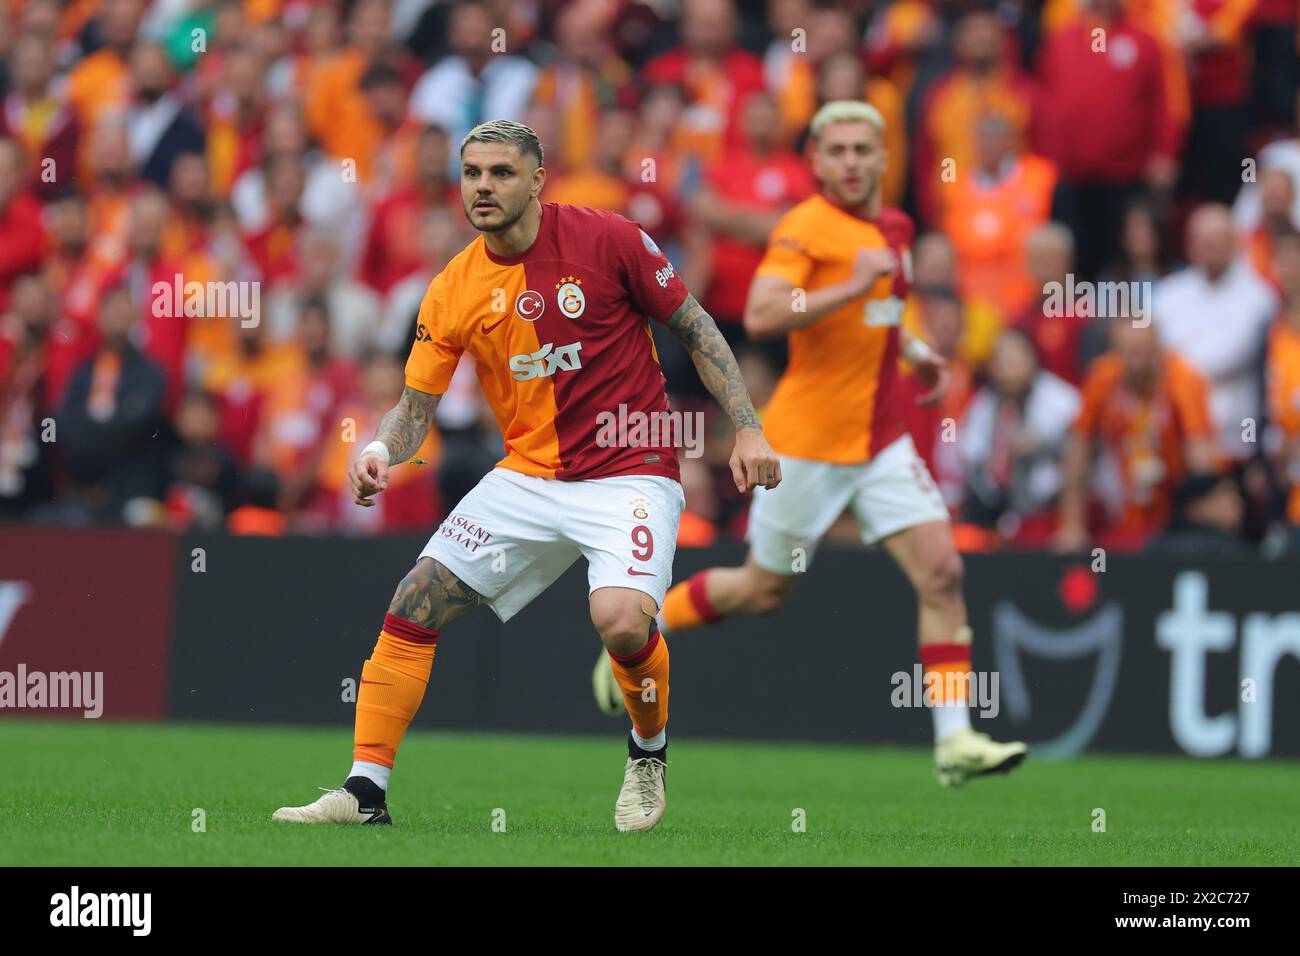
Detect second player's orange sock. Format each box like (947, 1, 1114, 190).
(608, 625, 670, 741)
(352, 614, 439, 772)
(920, 626, 973, 741)
(659, 570, 721, 633)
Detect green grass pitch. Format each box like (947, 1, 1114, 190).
(2, 720, 1296, 866)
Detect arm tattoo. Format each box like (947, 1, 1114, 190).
(665, 294, 760, 430)
(388, 558, 482, 630)
(375, 386, 440, 463)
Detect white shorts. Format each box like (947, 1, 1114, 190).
(747, 434, 949, 575)
(419, 468, 685, 622)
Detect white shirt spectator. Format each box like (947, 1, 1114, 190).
(1232, 138, 1300, 232)
(408, 56, 538, 176)
(941, 370, 1081, 514)
(1154, 259, 1277, 457)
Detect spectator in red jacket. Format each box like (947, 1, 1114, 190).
(618, 85, 689, 248)
(0, 276, 62, 515)
(0, 272, 85, 416)
(1013, 222, 1095, 387)
(243, 152, 306, 290)
(1036, 0, 1183, 279)
(685, 90, 816, 335)
(0, 33, 80, 201)
(96, 188, 189, 416)
(361, 125, 457, 296)
(641, 0, 766, 165)
(0, 138, 47, 316)
(1178, 0, 1260, 205)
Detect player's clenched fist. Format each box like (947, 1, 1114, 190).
(730, 426, 782, 492)
(349, 454, 389, 507)
(850, 246, 898, 295)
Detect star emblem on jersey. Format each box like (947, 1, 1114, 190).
(516, 289, 545, 322)
(555, 276, 585, 319)
(629, 498, 650, 520)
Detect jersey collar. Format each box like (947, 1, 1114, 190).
(482, 201, 553, 265)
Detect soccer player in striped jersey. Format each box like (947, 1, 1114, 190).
(592, 102, 1027, 786)
(274, 120, 780, 831)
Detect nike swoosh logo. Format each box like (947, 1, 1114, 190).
(481, 315, 508, 333)
(626, 568, 655, 577)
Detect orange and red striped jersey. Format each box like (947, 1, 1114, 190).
(1267, 320, 1300, 523)
(1073, 351, 1216, 535)
(752, 195, 914, 463)
(405, 203, 687, 481)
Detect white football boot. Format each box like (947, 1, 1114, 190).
(272, 787, 392, 825)
(934, 728, 1028, 787)
(614, 752, 668, 832)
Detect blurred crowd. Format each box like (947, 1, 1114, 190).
(1, 0, 1299, 556)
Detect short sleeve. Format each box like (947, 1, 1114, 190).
(404, 275, 463, 394)
(753, 211, 815, 288)
(614, 217, 689, 323)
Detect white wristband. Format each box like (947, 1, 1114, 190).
(904, 338, 938, 364)
(361, 440, 391, 464)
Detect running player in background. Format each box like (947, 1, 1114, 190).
(594, 102, 1027, 786)
(274, 120, 780, 832)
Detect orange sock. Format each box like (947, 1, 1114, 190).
(919, 626, 973, 704)
(608, 625, 670, 739)
(660, 570, 720, 633)
(353, 614, 438, 768)
(920, 626, 973, 740)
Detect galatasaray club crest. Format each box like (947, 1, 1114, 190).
(556, 276, 586, 319)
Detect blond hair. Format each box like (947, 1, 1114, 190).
(809, 100, 885, 141)
(460, 119, 544, 166)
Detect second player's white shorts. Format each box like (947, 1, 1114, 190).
(419, 467, 685, 622)
(747, 434, 949, 575)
